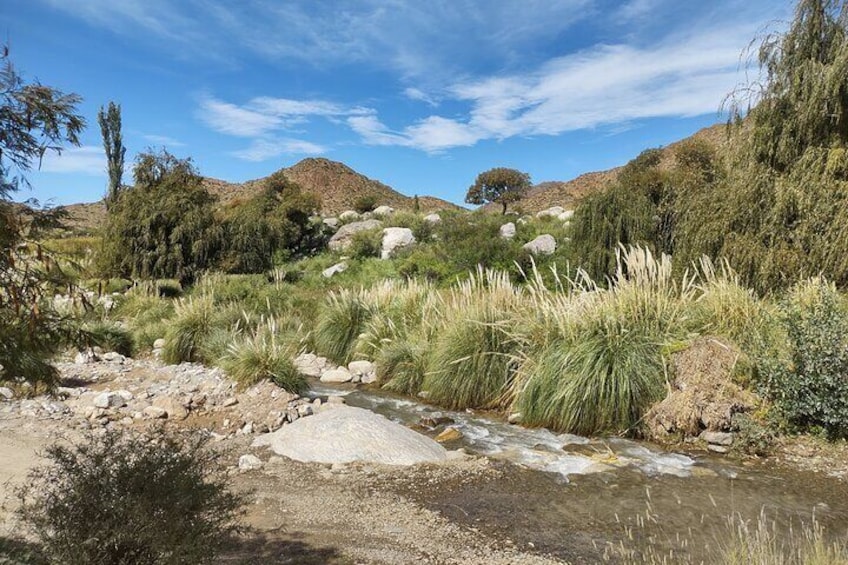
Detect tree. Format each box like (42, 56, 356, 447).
(465, 167, 531, 215)
(220, 171, 322, 273)
(98, 101, 125, 208)
(101, 149, 221, 284)
(0, 47, 85, 387)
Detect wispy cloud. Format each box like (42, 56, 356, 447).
(403, 87, 439, 107)
(39, 146, 106, 176)
(231, 138, 326, 161)
(142, 134, 185, 147)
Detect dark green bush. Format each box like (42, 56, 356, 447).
(16, 428, 244, 565)
(353, 194, 378, 213)
(81, 321, 134, 356)
(762, 279, 848, 438)
(348, 228, 383, 259)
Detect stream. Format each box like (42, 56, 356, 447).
(311, 382, 848, 562)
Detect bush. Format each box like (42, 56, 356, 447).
(314, 290, 374, 364)
(220, 320, 307, 393)
(762, 278, 848, 438)
(353, 194, 378, 213)
(162, 296, 221, 364)
(16, 428, 244, 565)
(377, 340, 429, 395)
(81, 320, 134, 356)
(348, 228, 383, 259)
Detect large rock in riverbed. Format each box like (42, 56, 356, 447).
(252, 405, 447, 465)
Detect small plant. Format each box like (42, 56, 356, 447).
(220, 320, 307, 393)
(16, 428, 244, 565)
(353, 194, 379, 213)
(81, 320, 134, 356)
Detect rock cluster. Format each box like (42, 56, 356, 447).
(295, 353, 377, 385)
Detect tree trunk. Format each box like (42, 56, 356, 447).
(501, 201, 507, 215)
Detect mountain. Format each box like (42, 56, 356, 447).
(481, 123, 729, 214)
(60, 157, 462, 232)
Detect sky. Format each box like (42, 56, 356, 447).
(4, 0, 794, 207)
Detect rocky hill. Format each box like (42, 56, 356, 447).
(61, 158, 462, 232)
(482, 123, 730, 214)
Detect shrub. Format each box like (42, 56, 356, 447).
(220, 320, 307, 393)
(16, 428, 244, 565)
(81, 320, 134, 356)
(348, 228, 383, 259)
(762, 278, 848, 438)
(353, 194, 378, 213)
(162, 296, 218, 364)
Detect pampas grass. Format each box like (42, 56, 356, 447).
(219, 319, 306, 393)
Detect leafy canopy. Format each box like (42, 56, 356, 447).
(465, 167, 531, 214)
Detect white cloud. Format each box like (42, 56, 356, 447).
(197, 96, 282, 137)
(142, 134, 185, 147)
(231, 138, 326, 161)
(614, 0, 664, 22)
(349, 24, 760, 151)
(403, 88, 439, 107)
(39, 146, 105, 176)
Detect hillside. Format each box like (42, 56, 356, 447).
(61, 158, 462, 232)
(482, 123, 730, 214)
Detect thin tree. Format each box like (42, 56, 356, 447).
(98, 101, 125, 208)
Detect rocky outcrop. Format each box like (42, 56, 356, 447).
(499, 222, 516, 239)
(252, 405, 448, 465)
(381, 227, 415, 259)
(523, 234, 556, 255)
(328, 219, 383, 251)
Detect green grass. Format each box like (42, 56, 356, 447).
(313, 290, 374, 365)
(81, 321, 134, 357)
(219, 320, 307, 393)
(378, 340, 430, 395)
(162, 296, 220, 364)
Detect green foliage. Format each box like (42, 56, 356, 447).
(0, 48, 84, 387)
(762, 278, 848, 438)
(348, 228, 383, 259)
(100, 149, 222, 285)
(220, 172, 323, 273)
(98, 101, 125, 208)
(81, 320, 134, 356)
(465, 167, 531, 214)
(220, 320, 307, 393)
(314, 290, 374, 364)
(162, 296, 224, 364)
(378, 341, 429, 395)
(16, 428, 244, 565)
(353, 194, 379, 213)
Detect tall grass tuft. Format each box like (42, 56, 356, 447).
(219, 319, 306, 393)
(81, 321, 134, 357)
(515, 247, 691, 435)
(162, 296, 217, 364)
(314, 289, 374, 365)
(378, 340, 430, 396)
(424, 268, 524, 410)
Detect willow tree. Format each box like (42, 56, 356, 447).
(101, 150, 222, 284)
(0, 48, 84, 386)
(679, 0, 848, 291)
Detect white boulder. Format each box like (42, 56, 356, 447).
(93, 391, 125, 409)
(558, 210, 574, 221)
(0, 387, 13, 400)
(499, 222, 516, 239)
(338, 210, 361, 222)
(523, 234, 557, 256)
(252, 405, 448, 466)
(328, 219, 383, 252)
(372, 205, 394, 217)
(323, 217, 339, 228)
(295, 353, 328, 378)
(348, 360, 376, 384)
(423, 213, 441, 224)
(320, 367, 353, 383)
(322, 262, 348, 278)
(536, 206, 565, 218)
(381, 227, 415, 259)
(238, 454, 263, 471)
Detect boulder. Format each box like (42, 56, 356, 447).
(75, 349, 98, 365)
(93, 391, 125, 409)
(153, 338, 167, 349)
(238, 454, 263, 471)
(0, 387, 13, 400)
(435, 427, 463, 443)
(423, 213, 441, 224)
(142, 405, 168, 419)
(348, 360, 376, 381)
(536, 206, 565, 218)
(323, 217, 339, 228)
(701, 431, 735, 446)
(338, 210, 361, 222)
(558, 210, 574, 221)
(523, 234, 557, 255)
(328, 219, 383, 252)
(320, 367, 353, 383)
(372, 205, 394, 217)
(381, 227, 415, 259)
(252, 405, 448, 465)
(499, 222, 516, 239)
(152, 396, 188, 420)
(294, 353, 327, 378)
(322, 262, 348, 278)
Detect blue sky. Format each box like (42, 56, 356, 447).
(5, 0, 792, 207)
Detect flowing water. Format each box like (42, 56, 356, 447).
(311, 383, 848, 562)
